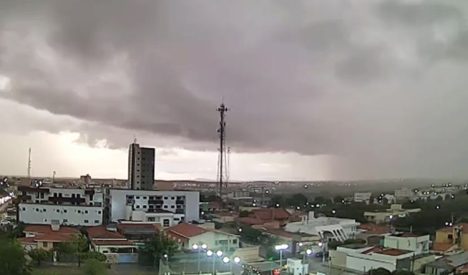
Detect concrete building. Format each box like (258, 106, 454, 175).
(285, 212, 359, 242)
(354, 192, 372, 204)
(383, 233, 430, 255)
(128, 142, 155, 190)
(109, 189, 200, 227)
(394, 188, 414, 202)
(364, 204, 421, 224)
(18, 186, 104, 226)
(164, 223, 240, 252)
(433, 223, 468, 254)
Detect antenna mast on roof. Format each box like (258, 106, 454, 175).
(217, 103, 229, 197)
(27, 147, 31, 179)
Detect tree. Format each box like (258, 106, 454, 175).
(139, 236, 178, 268)
(392, 271, 414, 275)
(81, 251, 107, 262)
(368, 268, 391, 275)
(286, 194, 308, 207)
(239, 226, 263, 244)
(271, 195, 285, 207)
(83, 258, 108, 275)
(56, 234, 88, 266)
(28, 248, 52, 266)
(0, 237, 30, 275)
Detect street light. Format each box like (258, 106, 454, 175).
(223, 257, 230, 263)
(192, 243, 207, 272)
(303, 249, 312, 263)
(207, 250, 215, 274)
(234, 257, 241, 263)
(214, 250, 223, 273)
(275, 244, 288, 268)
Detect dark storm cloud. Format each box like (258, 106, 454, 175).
(1, 0, 468, 179)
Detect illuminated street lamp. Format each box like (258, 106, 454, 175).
(192, 243, 207, 272)
(275, 244, 288, 267)
(303, 249, 312, 262)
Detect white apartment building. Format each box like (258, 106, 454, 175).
(354, 192, 372, 204)
(109, 189, 200, 228)
(18, 186, 104, 226)
(285, 212, 359, 242)
(384, 233, 430, 255)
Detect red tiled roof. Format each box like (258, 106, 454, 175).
(252, 208, 290, 221)
(87, 226, 126, 240)
(237, 217, 265, 225)
(24, 225, 80, 235)
(117, 223, 160, 232)
(165, 223, 207, 238)
(262, 228, 296, 239)
(364, 247, 410, 256)
(359, 224, 391, 235)
(35, 233, 76, 242)
(92, 239, 135, 246)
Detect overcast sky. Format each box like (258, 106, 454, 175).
(1, 0, 468, 181)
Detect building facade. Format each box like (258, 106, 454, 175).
(354, 192, 372, 204)
(18, 186, 104, 226)
(128, 142, 155, 190)
(109, 189, 200, 227)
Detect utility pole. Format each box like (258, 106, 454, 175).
(27, 148, 32, 179)
(217, 103, 228, 197)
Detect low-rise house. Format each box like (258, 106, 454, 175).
(432, 223, 468, 254)
(331, 245, 434, 273)
(425, 251, 468, 275)
(19, 224, 80, 251)
(364, 204, 421, 224)
(116, 222, 160, 243)
(86, 225, 138, 264)
(237, 208, 298, 228)
(358, 224, 391, 245)
(285, 211, 359, 242)
(164, 223, 240, 252)
(354, 192, 372, 204)
(384, 233, 430, 255)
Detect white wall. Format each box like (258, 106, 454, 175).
(347, 254, 397, 272)
(110, 189, 200, 222)
(19, 203, 103, 226)
(188, 231, 240, 252)
(383, 235, 430, 255)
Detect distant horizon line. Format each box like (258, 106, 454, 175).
(2, 173, 467, 183)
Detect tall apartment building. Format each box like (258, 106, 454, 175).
(109, 189, 200, 228)
(18, 186, 104, 226)
(128, 142, 155, 190)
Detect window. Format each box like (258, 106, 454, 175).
(136, 196, 140, 199)
(174, 218, 180, 221)
(164, 197, 168, 200)
(94, 220, 99, 224)
(63, 219, 68, 223)
(43, 209, 46, 212)
(448, 234, 453, 240)
(22, 207, 25, 211)
(43, 242, 48, 248)
(78, 210, 81, 213)
(84, 220, 89, 223)
(232, 239, 237, 244)
(136, 205, 140, 209)
(171, 205, 175, 209)
(163, 205, 168, 209)
(163, 219, 170, 227)
(85, 210, 88, 214)
(143, 196, 147, 199)
(98, 211, 101, 214)
(143, 205, 147, 208)
(64, 209, 67, 213)
(56, 209, 60, 213)
(171, 197, 175, 200)
(148, 217, 155, 222)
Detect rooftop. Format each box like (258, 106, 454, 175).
(117, 223, 160, 234)
(165, 223, 208, 238)
(24, 225, 80, 235)
(359, 224, 391, 235)
(363, 247, 411, 256)
(87, 226, 126, 240)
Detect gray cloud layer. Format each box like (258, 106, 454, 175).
(1, 0, 468, 179)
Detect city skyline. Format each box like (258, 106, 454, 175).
(1, 1, 468, 181)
